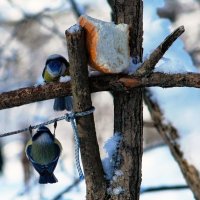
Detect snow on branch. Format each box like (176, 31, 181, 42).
(1, 72, 200, 110)
(0, 24, 192, 111)
(136, 26, 185, 76)
(144, 89, 200, 198)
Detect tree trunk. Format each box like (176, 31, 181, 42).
(111, 90, 143, 200)
(111, 0, 143, 63)
(110, 0, 144, 199)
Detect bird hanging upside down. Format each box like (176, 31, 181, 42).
(25, 126, 62, 184)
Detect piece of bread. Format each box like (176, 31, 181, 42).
(79, 15, 130, 74)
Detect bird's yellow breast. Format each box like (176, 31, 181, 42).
(43, 70, 59, 82)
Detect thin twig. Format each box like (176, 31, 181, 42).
(144, 89, 200, 198)
(143, 142, 166, 153)
(136, 26, 185, 76)
(143, 121, 155, 128)
(36, 17, 65, 40)
(141, 185, 189, 194)
(69, 0, 84, 18)
(52, 179, 82, 200)
(1, 0, 66, 49)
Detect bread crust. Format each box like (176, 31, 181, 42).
(79, 16, 113, 73)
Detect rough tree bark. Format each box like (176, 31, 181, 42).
(110, 0, 143, 200)
(111, 90, 143, 200)
(66, 25, 107, 200)
(1, 72, 200, 110)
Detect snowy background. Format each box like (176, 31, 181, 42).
(0, 0, 200, 199)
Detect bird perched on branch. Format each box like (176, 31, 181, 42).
(25, 126, 62, 184)
(42, 54, 73, 111)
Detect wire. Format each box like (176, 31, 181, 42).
(0, 115, 66, 138)
(0, 107, 95, 137)
(141, 185, 189, 194)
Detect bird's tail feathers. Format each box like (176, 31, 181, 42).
(53, 96, 73, 111)
(65, 96, 73, 111)
(39, 173, 58, 184)
(53, 97, 66, 111)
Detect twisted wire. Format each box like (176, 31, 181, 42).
(65, 106, 95, 180)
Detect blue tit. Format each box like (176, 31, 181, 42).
(42, 54, 73, 111)
(25, 126, 62, 184)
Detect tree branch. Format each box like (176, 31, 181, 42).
(118, 72, 200, 88)
(1, 72, 200, 110)
(52, 179, 82, 200)
(144, 89, 200, 199)
(69, 0, 84, 18)
(136, 26, 185, 76)
(141, 185, 188, 194)
(66, 25, 107, 199)
(143, 121, 155, 128)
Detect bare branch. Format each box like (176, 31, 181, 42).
(0, 82, 71, 110)
(144, 89, 200, 199)
(66, 25, 107, 199)
(69, 0, 84, 18)
(118, 72, 200, 88)
(136, 26, 185, 76)
(1, 72, 200, 110)
(52, 179, 82, 200)
(141, 185, 188, 194)
(143, 142, 166, 153)
(143, 121, 155, 128)
(36, 16, 65, 40)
